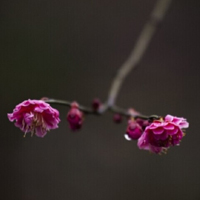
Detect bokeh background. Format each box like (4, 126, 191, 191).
(1, 0, 200, 199)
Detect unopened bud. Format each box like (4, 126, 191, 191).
(125, 120, 143, 140)
(67, 102, 83, 131)
(113, 113, 122, 123)
(92, 98, 101, 111)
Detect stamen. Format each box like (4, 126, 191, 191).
(31, 130, 34, 137)
(22, 120, 25, 130)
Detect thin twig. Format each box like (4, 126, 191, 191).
(107, 0, 172, 106)
(44, 98, 160, 120)
(45, 99, 95, 114)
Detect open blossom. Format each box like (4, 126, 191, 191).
(7, 99, 60, 137)
(138, 115, 189, 154)
(67, 102, 83, 131)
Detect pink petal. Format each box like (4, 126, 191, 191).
(35, 126, 47, 138)
(179, 121, 189, 129)
(137, 133, 150, 150)
(7, 113, 14, 121)
(153, 127, 164, 134)
(149, 146, 162, 154)
(163, 123, 175, 130)
(165, 115, 173, 122)
(24, 113, 34, 125)
(166, 127, 179, 135)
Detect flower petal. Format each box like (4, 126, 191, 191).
(153, 127, 164, 134)
(165, 115, 173, 122)
(35, 126, 47, 138)
(163, 123, 175, 130)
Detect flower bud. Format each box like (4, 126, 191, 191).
(92, 98, 101, 111)
(113, 113, 122, 123)
(125, 120, 143, 140)
(67, 102, 83, 131)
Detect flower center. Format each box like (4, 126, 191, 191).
(23, 112, 47, 137)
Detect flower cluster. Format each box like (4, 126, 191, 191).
(125, 115, 189, 154)
(8, 99, 189, 154)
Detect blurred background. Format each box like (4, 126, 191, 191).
(1, 0, 200, 199)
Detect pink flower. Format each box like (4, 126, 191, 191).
(67, 102, 83, 131)
(125, 120, 143, 140)
(7, 99, 60, 137)
(138, 115, 189, 154)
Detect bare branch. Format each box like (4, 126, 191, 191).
(107, 0, 172, 106)
(45, 98, 160, 120)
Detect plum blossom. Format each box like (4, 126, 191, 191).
(7, 99, 60, 137)
(137, 115, 189, 154)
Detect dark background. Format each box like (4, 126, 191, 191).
(1, 0, 200, 199)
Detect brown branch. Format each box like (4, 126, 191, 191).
(45, 98, 160, 120)
(106, 0, 172, 106)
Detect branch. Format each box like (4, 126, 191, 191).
(107, 0, 172, 106)
(45, 98, 160, 120)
